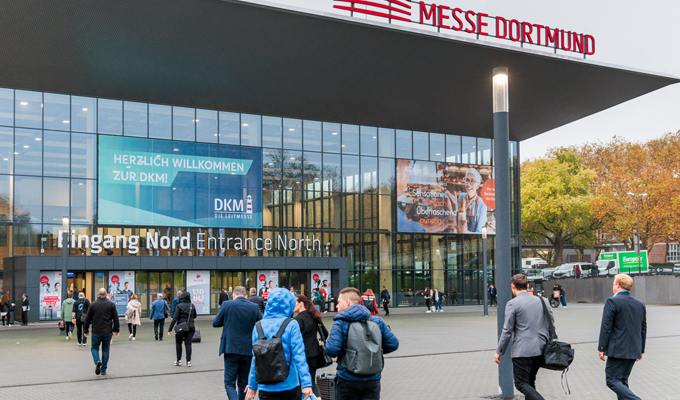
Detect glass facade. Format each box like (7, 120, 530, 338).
(0, 88, 521, 307)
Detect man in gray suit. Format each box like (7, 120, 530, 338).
(598, 274, 646, 400)
(495, 274, 554, 400)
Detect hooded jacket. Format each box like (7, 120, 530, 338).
(61, 298, 76, 322)
(325, 304, 399, 382)
(168, 292, 197, 332)
(247, 288, 312, 393)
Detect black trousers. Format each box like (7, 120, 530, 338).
(258, 387, 299, 400)
(127, 323, 137, 336)
(175, 328, 194, 362)
(425, 298, 431, 309)
(154, 319, 165, 339)
(76, 320, 87, 344)
(21, 310, 28, 325)
(606, 357, 641, 400)
(336, 377, 381, 400)
(382, 301, 389, 315)
(512, 356, 545, 400)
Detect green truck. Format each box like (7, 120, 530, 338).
(598, 251, 649, 275)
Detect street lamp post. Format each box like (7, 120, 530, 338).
(482, 227, 488, 316)
(492, 67, 513, 398)
(627, 192, 647, 275)
(61, 216, 69, 307)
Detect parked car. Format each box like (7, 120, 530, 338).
(523, 268, 550, 282)
(553, 262, 595, 278)
(596, 259, 618, 277)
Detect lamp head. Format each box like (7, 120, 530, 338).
(492, 67, 508, 113)
(62, 216, 69, 232)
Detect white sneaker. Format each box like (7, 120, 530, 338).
(426, 310, 431, 313)
(132, 337, 135, 341)
(128, 334, 133, 340)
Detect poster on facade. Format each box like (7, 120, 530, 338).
(187, 271, 211, 315)
(98, 136, 263, 228)
(109, 271, 135, 316)
(311, 270, 331, 302)
(256, 270, 279, 301)
(39, 271, 62, 320)
(396, 159, 495, 235)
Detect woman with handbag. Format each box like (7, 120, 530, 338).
(167, 292, 197, 367)
(294, 294, 329, 398)
(125, 294, 142, 341)
(1, 293, 12, 327)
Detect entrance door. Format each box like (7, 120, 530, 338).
(279, 271, 310, 298)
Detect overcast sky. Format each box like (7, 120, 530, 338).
(244, 0, 680, 161)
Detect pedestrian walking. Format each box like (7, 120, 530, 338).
(125, 294, 142, 341)
(245, 288, 313, 400)
(361, 289, 379, 316)
(21, 293, 29, 326)
(74, 293, 91, 346)
(325, 287, 400, 400)
(294, 294, 329, 398)
(150, 293, 170, 341)
(84, 288, 120, 376)
(61, 292, 76, 340)
(168, 292, 197, 367)
(0, 293, 13, 327)
(219, 289, 230, 306)
(451, 288, 460, 304)
(213, 286, 262, 400)
(495, 274, 554, 400)
(248, 287, 265, 314)
(380, 286, 390, 316)
(424, 287, 432, 312)
(433, 288, 443, 312)
(554, 283, 567, 307)
(171, 290, 182, 316)
(598, 274, 646, 400)
(489, 284, 497, 306)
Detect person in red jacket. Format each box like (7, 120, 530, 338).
(361, 289, 379, 316)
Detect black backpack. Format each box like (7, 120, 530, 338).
(362, 296, 374, 312)
(253, 318, 293, 384)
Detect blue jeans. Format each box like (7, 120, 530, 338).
(224, 354, 251, 400)
(560, 294, 567, 307)
(90, 333, 113, 373)
(435, 300, 442, 311)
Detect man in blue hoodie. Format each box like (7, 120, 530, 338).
(325, 287, 400, 400)
(245, 288, 313, 400)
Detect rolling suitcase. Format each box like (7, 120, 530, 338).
(317, 373, 336, 400)
(192, 328, 201, 343)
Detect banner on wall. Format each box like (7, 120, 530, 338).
(187, 271, 210, 315)
(109, 271, 135, 316)
(39, 271, 62, 320)
(98, 136, 263, 228)
(396, 159, 495, 235)
(311, 270, 332, 302)
(256, 270, 279, 301)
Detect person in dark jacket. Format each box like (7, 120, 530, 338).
(149, 293, 170, 341)
(213, 286, 262, 400)
(325, 287, 399, 400)
(168, 292, 197, 367)
(380, 286, 390, 316)
(553, 284, 567, 307)
(171, 290, 182, 316)
(21, 293, 29, 326)
(74, 293, 91, 346)
(294, 294, 328, 398)
(219, 289, 230, 306)
(598, 274, 647, 400)
(245, 288, 313, 400)
(361, 289, 379, 316)
(489, 285, 497, 307)
(248, 288, 265, 314)
(83, 288, 120, 376)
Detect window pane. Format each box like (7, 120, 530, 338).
(395, 130, 412, 159)
(43, 178, 69, 223)
(14, 128, 42, 175)
(413, 131, 429, 160)
(0, 127, 13, 174)
(342, 155, 359, 193)
(323, 153, 341, 193)
(361, 156, 378, 193)
(360, 126, 377, 156)
(14, 176, 42, 222)
(43, 93, 70, 131)
(303, 151, 322, 190)
(263, 149, 283, 190)
(240, 114, 261, 147)
(283, 118, 302, 150)
(0, 89, 13, 127)
(123, 101, 147, 137)
(462, 136, 476, 164)
(219, 111, 240, 145)
(378, 128, 395, 158)
(0, 175, 10, 221)
(43, 130, 70, 177)
(98, 99, 122, 135)
(71, 133, 97, 179)
(323, 122, 341, 153)
(149, 104, 171, 139)
(71, 96, 97, 133)
(262, 116, 282, 148)
(303, 120, 322, 152)
(446, 135, 461, 163)
(478, 138, 492, 166)
(342, 124, 359, 154)
(379, 158, 394, 195)
(430, 133, 445, 162)
(196, 109, 218, 143)
(283, 150, 302, 190)
(15, 90, 42, 129)
(71, 179, 96, 224)
(172, 106, 195, 141)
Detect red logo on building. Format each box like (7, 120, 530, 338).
(196, 274, 201, 279)
(111, 275, 120, 283)
(40, 276, 49, 284)
(333, 0, 412, 23)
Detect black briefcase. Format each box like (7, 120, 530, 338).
(317, 373, 336, 400)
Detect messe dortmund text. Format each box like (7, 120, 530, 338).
(57, 231, 324, 255)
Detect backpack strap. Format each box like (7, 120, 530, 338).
(539, 296, 558, 340)
(274, 318, 293, 339)
(255, 321, 266, 341)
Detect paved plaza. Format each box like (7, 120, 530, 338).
(0, 303, 678, 399)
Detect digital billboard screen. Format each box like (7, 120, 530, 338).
(98, 136, 262, 228)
